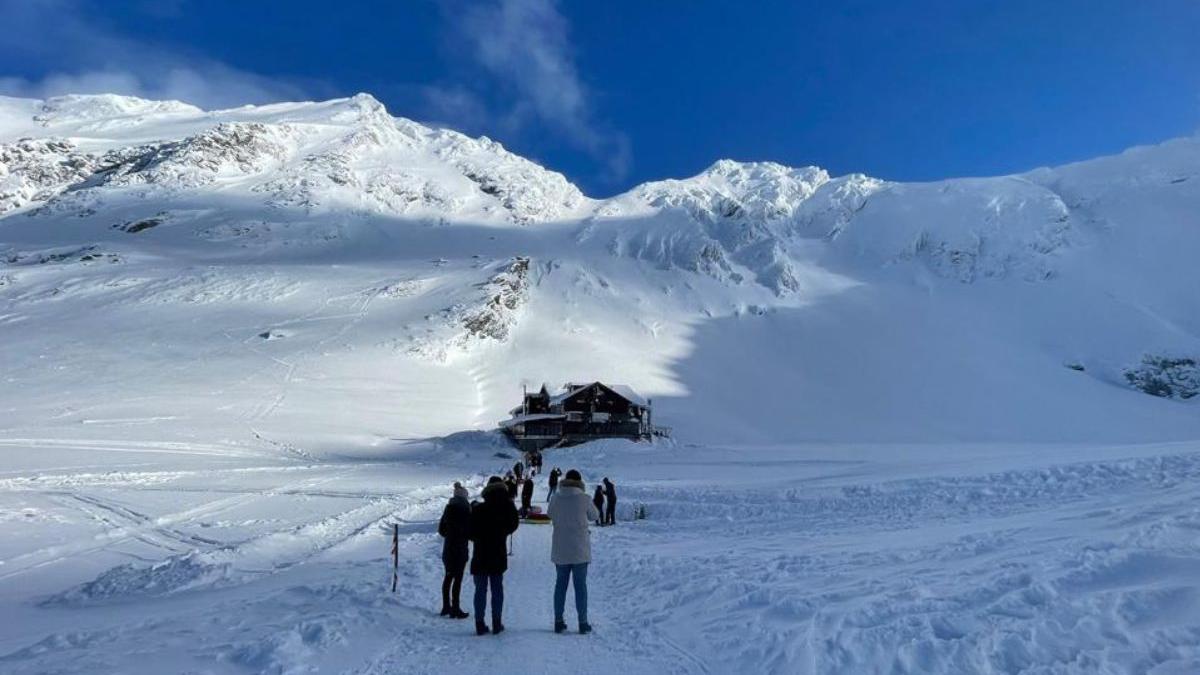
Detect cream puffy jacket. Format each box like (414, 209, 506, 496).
(547, 479, 601, 565)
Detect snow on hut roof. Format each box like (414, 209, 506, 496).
(608, 384, 649, 406)
(549, 382, 649, 407)
(499, 413, 567, 428)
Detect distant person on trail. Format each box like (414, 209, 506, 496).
(504, 473, 518, 502)
(548, 469, 600, 634)
(513, 461, 524, 479)
(547, 467, 561, 502)
(603, 478, 617, 526)
(469, 476, 520, 636)
(520, 473, 535, 516)
(592, 485, 605, 526)
(437, 482, 471, 619)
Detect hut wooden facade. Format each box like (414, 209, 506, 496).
(500, 382, 661, 452)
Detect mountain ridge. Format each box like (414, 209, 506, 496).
(1, 92, 1198, 449)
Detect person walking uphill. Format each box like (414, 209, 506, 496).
(603, 477, 617, 526)
(504, 473, 518, 502)
(437, 482, 471, 619)
(547, 467, 560, 502)
(548, 469, 601, 634)
(469, 476, 520, 636)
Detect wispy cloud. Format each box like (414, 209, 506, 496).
(440, 0, 631, 182)
(0, 0, 311, 109)
(0, 0, 630, 184)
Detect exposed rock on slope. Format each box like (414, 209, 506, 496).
(461, 256, 531, 343)
(0, 138, 101, 214)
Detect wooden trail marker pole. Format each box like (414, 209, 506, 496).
(391, 523, 399, 593)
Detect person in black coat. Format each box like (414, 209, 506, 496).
(603, 477, 617, 526)
(470, 476, 520, 635)
(547, 467, 560, 502)
(437, 483, 471, 618)
(504, 473, 518, 502)
(592, 484, 605, 527)
(520, 475, 535, 516)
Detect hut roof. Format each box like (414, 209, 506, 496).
(549, 382, 648, 407)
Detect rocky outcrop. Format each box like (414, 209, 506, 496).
(1125, 355, 1200, 400)
(0, 138, 102, 214)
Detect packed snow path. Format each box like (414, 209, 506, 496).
(2, 438, 1199, 673)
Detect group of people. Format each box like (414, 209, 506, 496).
(593, 477, 618, 526)
(436, 465, 612, 636)
(546, 468, 618, 526)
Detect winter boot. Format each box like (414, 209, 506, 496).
(439, 605, 451, 617)
(450, 607, 470, 619)
(492, 621, 505, 636)
(475, 621, 490, 636)
(579, 623, 593, 635)
(554, 620, 568, 634)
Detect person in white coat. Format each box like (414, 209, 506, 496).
(547, 468, 600, 634)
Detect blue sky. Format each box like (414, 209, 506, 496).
(2, 0, 1198, 196)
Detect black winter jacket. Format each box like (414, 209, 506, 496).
(469, 482, 520, 575)
(438, 495, 471, 563)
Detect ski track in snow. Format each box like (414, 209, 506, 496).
(0, 467, 350, 582)
(1, 443, 1198, 673)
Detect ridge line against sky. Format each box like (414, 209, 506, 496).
(0, 0, 1198, 196)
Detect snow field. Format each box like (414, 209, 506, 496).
(2, 439, 1198, 673)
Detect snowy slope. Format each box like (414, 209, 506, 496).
(1, 92, 1197, 448)
(2, 93, 1199, 674)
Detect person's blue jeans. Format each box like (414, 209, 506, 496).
(554, 562, 589, 625)
(473, 574, 504, 624)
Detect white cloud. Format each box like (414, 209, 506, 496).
(0, 0, 309, 109)
(0, 0, 631, 182)
(446, 0, 631, 181)
(0, 67, 307, 111)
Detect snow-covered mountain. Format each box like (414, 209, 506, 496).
(2, 92, 1198, 450)
(4, 93, 1200, 675)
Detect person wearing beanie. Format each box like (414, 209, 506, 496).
(548, 469, 600, 635)
(469, 475, 520, 635)
(437, 482, 472, 619)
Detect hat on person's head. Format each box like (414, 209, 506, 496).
(453, 483, 469, 499)
(565, 469, 582, 481)
(488, 475, 504, 485)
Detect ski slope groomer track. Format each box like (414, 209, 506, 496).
(1, 438, 1199, 674)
